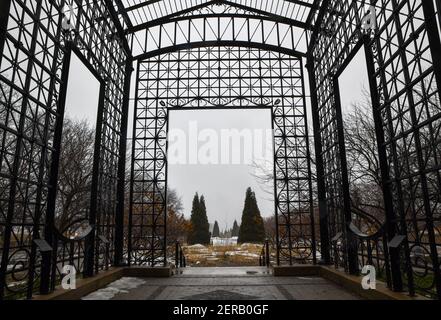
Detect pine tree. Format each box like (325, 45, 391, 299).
(188, 193, 200, 245)
(232, 220, 240, 237)
(212, 220, 220, 237)
(188, 193, 211, 245)
(199, 195, 211, 244)
(238, 187, 265, 243)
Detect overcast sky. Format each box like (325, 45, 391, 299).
(64, 46, 368, 231)
(167, 108, 274, 230)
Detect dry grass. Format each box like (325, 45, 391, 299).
(183, 243, 263, 267)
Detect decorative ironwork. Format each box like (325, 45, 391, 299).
(129, 46, 314, 266)
(0, 0, 440, 300)
(0, 0, 130, 299)
(309, 0, 441, 298)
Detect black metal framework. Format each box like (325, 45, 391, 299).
(0, 0, 130, 299)
(127, 1, 311, 60)
(0, 0, 440, 300)
(129, 46, 314, 266)
(309, 0, 441, 298)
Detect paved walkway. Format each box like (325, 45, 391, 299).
(82, 267, 360, 300)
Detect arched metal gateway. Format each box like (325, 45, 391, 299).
(0, 0, 440, 300)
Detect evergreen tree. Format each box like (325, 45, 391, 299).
(238, 187, 265, 243)
(188, 193, 200, 245)
(232, 220, 240, 237)
(188, 193, 211, 245)
(199, 195, 211, 244)
(212, 220, 220, 237)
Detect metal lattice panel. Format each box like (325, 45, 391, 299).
(310, 0, 441, 298)
(130, 46, 315, 266)
(120, 0, 318, 26)
(127, 1, 311, 60)
(0, 0, 130, 299)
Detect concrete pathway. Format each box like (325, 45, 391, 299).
(82, 267, 360, 300)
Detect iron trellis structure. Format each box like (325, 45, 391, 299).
(129, 46, 315, 266)
(0, 0, 131, 299)
(308, 0, 441, 298)
(0, 0, 440, 300)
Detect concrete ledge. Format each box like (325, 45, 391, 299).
(123, 266, 172, 277)
(273, 265, 320, 276)
(33, 266, 172, 300)
(272, 265, 426, 300)
(319, 266, 426, 300)
(33, 267, 124, 300)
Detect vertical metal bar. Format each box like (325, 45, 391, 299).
(422, 0, 441, 111)
(42, 45, 72, 293)
(128, 60, 141, 266)
(437, 0, 441, 26)
(391, 0, 441, 297)
(114, 60, 133, 266)
(306, 56, 331, 265)
(163, 109, 169, 267)
(332, 78, 358, 275)
(0, 1, 10, 291)
(300, 57, 317, 264)
(277, 53, 293, 266)
(175, 241, 179, 267)
(0, 0, 43, 298)
(0, 0, 11, 66)
(366, 240, 373, 265)
(265, 239, 270, 268)
(84, 78, 106, 278)
(371, 34, 416, 296)
(436, 0, 441, 29)
(271, 100, 280, 266)
(150, 56, 161, 268)
(69, 242, 75, 266)
(417, 0, 441, 298)
(0, 0, 12, 297)
(363, 38, 403, 291)
(28, 9, 64, 297)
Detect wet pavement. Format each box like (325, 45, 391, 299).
(82, 267, 360, 300)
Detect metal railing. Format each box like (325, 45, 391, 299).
(259, 239, 270, 267)
(175, 241, 186, 268)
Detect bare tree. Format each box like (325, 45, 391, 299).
(343, 102, 385, 223)
(55, 117, 95, 235)
(166, 188, 190, 244)
(249, 124, 318, 206)
(262, 215, 277, 243)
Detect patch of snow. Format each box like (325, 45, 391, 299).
(206, 257, 219, 261)
(7, 280, 27, 288)
(240, 243, 259, 248)
(187, 244, 206, 249)
(244, 253, 259, 258)
(225, 251, 259, 258)
(81, 277, 146, 300)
